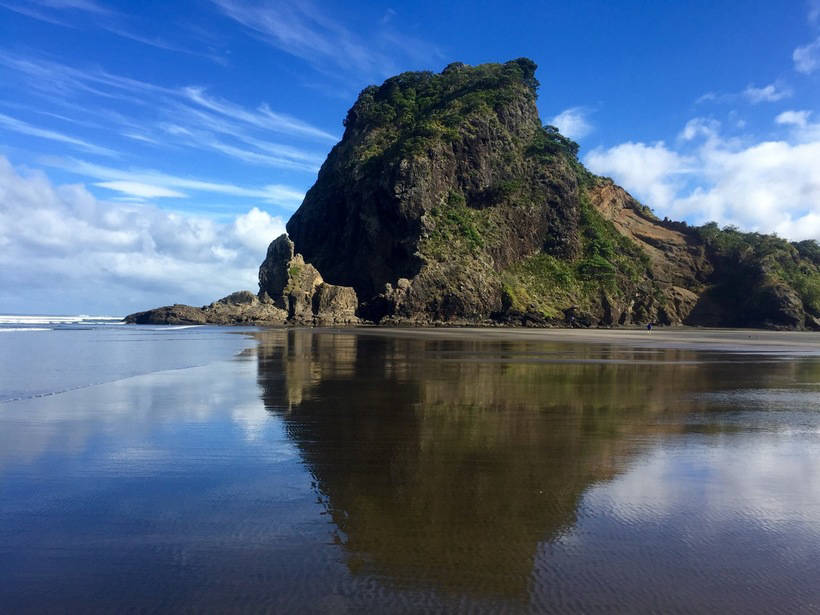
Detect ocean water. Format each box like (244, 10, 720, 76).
(1, 323, 819, 613)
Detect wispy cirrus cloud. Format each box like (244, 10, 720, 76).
(182, 86, 338, 141)
(0, 112, 115, 156)
(0, 50, 333, 171)
(696, 81, 792, 105)
(794, 37, 820, 74)
(742, 82, 792, 103)
(210, 0, 444, 84)
(41, 157, 306, 208)
(35, 0, 109, 13)
(1, 1, 227, 64)
(0, 1, 70, 25)
(0, 50, 170, 100)
(94, 181, 187, 199)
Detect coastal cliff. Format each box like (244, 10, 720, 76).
(126, 59, 820, 330)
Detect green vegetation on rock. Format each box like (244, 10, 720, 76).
(695, 223, 820, 322)
(285, 58, 820, 329)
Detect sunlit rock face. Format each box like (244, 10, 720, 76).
(127, 59, 819, 328)
(258, 234, 359, 325)
(283, 60, 820, 328)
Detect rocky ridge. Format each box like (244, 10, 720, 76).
(126, 59, 820, 330)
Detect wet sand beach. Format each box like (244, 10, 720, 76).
(1, 325, 819, 612)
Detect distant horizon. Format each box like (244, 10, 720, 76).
(1, 0, 819, 314)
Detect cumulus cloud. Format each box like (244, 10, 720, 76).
(584, 116, 820, 241)
(775, 110, 812, 128)
(679, 117, 721, 142)
(584, 141, 692, 209)
(794, 37, 820, 74)
(549, 107, 593, 140)
(742, 82, 792, 103)
(0, 156, 286, 314)
(774, 110, 820, 143)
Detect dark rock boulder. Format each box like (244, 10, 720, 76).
(124, 292, 287, 325)
(125, 304, 209, 325)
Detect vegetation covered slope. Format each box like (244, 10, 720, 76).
(283, 59, 819, 329)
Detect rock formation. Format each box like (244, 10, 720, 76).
(125, 291, 286, 326)
(126, 59, 820, 330)
(258, 234, 359, 325)
(284, 58, 819, 329)
(126, 236, 358, 326)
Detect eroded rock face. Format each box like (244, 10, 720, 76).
(313, 283, 358, 324)
(279, 59, 819, 329)
(257, 234, 359, 324)
(258, 235, 295, 309)
(286, 59, 582, 322)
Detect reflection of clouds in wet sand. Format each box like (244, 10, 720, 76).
(528, 433, 820, 612)
(594, 435, 820, 526)
(254, 328, 820, 602)
(0, 358, 275, 471)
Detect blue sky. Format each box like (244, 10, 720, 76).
(1, 0, 819, 314)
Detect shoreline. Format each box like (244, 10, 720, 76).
(246, 325, 820, 354)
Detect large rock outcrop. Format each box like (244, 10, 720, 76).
(127, 59, 819, 330)
(283, 59, 820, 329)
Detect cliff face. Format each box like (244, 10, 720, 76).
(284, 58, 818, 329)
(126, 59, 820, 330)
(287, 59, 583, 322)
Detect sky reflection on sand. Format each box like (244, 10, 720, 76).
(1, 327, 819, 612)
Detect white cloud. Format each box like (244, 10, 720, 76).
(95, 181, 187, 199)
(40, 157, 305, 208)
(183, 86, 338, 142)
(232, 207, 287, 253)
(0, 112, 115, 156)
(811, 0, 820, 23)
(794, 37, 820, 74)
(549, 107, 593, 140)
(742, 82, 792, 103)
(775, 110, 812, 128)
(697, 83, 792, 105)
(774, 110, 820, 143)
(585, 141, 692, 209)
(584, 117, 820, 241)
(0, 51, 338, 165)
(0, 156, 286, 314)
(210, 0, 444, 86)
(679, 117, 721, 141)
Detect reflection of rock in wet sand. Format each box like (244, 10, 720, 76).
(254, 329, 812, 599)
